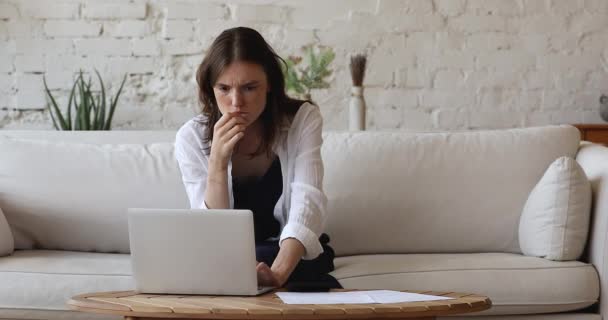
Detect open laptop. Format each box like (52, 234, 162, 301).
(127, 208, 274, 295)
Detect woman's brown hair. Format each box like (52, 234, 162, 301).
(196, 26, 309, 157)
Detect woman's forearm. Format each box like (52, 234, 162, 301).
(204, 158, 230, 209)
(271, 238, 305, 286)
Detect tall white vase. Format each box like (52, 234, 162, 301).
(349, 86, 366, 131)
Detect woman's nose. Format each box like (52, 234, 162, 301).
(230, 90, 244, 111)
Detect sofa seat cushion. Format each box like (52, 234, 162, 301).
(0, 250, 134, 310)
(331, 253, 599, 316)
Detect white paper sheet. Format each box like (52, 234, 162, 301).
(276, 290, 454, 305)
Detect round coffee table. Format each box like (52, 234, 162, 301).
(68, 289, 491, 320)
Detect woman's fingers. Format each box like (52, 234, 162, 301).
(225, 123, 245, 139)
(224, 131, 244, 150)
(215, 116, 246, 137)
(209, 112, 247, 165)
(221, 121, 245, 151)
(256, 262, 267, 284)
(214, 112, 233, 131)
(256, 262, 279, 287)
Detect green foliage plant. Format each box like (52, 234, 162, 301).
(43, 70, 127, 130)
(283, 45, 335, 99)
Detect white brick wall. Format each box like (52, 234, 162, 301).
(0, 55, 14, 72)
(0, 3, 18, 19)
(44, 20, 102, 37)
(165, 3, 226, 20)
(1, 0, 607, 130)
(15, 54, 44, 73)
(105, 20, 149, 38)
(450, 15, 507, 33)
(15, 39, 72, 55)
(435, 0, 467, 17)
(83, 2, 146, 19)
(20, 2, 80, 19)
(163, 20, 195, 39)
(132, 38, 160, 56)
(0, 74, 14, 93)
(6, 20, 44, 38)
(74, 39, 132, 56)
(233, 5, 287, 23)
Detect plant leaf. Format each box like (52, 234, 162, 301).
(46, 98, 59, 130)
(43, 76, 68, 130)
(307, 46, 318, 72)
(84, 76, 93, 130)
(105, 73, 127, 130)
(77, 72, 87, 130)
(93, 94, 101, 129)
(87, 77, 97, 129)
(89, 91, 98, 130)
(319, 49, 335, 69)
(94, 69, 107, 130)
(65, 74, 79, 130)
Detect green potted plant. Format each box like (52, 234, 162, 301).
(43, 70, 127, 130)
(282, 45, 335, 100)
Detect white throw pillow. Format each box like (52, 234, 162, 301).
(0, 207, 14, 256)
(519, 156, 591, 261)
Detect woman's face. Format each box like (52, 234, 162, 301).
(213, 61, 269, 127)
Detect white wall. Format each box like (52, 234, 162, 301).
(0, 0, 607, 131)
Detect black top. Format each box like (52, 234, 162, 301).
(232, 157, 282, 242)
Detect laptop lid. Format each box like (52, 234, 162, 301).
(127, 208, 259, 295)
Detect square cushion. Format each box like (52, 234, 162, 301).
(0, 208, 14, 256)
(519, 156, 592, 260)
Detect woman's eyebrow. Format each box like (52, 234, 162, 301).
(215, 80, 260, 87)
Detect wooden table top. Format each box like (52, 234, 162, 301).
(68, 290, 492, 319)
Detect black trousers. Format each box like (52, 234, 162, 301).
(255, 233, 342, 290)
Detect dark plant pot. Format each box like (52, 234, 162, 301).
(600, 95, 608, 122)
(600, 94, 608, 121)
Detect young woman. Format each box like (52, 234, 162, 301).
(174, 27, 340, 289)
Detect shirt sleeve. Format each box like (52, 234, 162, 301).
(174, 123, 210, 210)
(279, 104, 328, 260)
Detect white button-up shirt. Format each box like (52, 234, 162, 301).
(174, 102, 327, 260)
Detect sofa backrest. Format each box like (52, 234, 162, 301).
(0, 126, 580, 255)
(0, 130, 187, 253)
(322, 125, 580, 256)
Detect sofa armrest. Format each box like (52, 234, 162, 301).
(576, 142, 608, 316)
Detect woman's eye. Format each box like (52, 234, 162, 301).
(217, 86, 229, 93)
(245, 86, 257, 92)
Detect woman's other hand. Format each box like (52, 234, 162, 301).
(256, 261, 282, 287)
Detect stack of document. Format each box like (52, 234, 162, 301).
(276, 290, 454, 304)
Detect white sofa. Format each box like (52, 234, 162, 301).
(0, 125, 604, 320)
